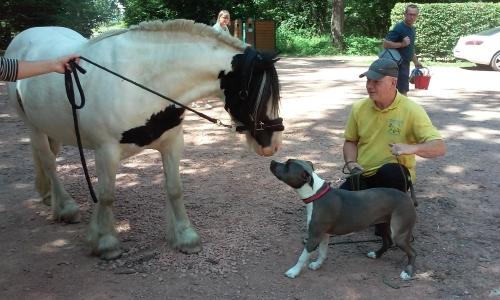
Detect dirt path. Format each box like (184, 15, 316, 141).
(1, 57, 499, 299)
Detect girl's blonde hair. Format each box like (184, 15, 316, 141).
(218, 10, 230, 19)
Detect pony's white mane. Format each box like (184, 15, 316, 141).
(89, 28, 128, 43)
(89, 19, 245, 50)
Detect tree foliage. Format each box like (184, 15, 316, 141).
(2, 0, 498, 59)
(120, 0, 329, 35)
(121, 0, 250, 25)
(344, 0, 397, 37)
(0, 0, 121, 49)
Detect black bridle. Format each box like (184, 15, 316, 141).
(219, 47, 284, 136)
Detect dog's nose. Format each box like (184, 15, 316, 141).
(270, 160, 277, 171)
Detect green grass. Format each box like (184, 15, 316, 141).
(276, 31, 382, 57)
(277, 33, 341, 56)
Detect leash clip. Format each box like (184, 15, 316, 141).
(334, 177, 345, 184)
(255, 121, 265, 131)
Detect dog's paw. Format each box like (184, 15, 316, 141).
(308, 260, 322, 270)
(366, 251, 377, 259)
(285, 268, 300, 279)
(400, 270, 412, 280)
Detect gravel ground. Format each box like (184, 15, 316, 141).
(1, 57, 499, 299)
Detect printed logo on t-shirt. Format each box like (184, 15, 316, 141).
(387, 119, 403, 136)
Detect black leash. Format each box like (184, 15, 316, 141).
(329, 238, 380, 245)
(65, 61, 98, 203)
(342, 161, 363, 191)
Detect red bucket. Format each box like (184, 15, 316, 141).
(414, 67, 431, 90)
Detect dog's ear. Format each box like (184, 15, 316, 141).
(305, 160, 314, 171)
(301, 170, 314, 188)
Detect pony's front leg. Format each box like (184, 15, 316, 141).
(161, 134, 201, 254)
(87, 145, 122, 260)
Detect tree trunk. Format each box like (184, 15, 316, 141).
(331, 0, 344, 50)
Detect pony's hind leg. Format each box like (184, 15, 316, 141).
(87, 145, 122, 260)
(30, 130, 80, 223)
(160, 133, 201, 254)
(33, 137, 61, 206)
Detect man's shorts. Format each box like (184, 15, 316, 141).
(339, 163, 411, 192)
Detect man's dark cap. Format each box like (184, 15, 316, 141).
(359, 58, 399, 80)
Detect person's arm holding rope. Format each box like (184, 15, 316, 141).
(1, 55, 80, 82)
(343, 140, 364, 173)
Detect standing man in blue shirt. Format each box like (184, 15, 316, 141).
(383, 4, 423, 95)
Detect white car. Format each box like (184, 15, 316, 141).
(453, 27, 500, 71)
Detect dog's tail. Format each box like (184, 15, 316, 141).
(395, 159, 418, 207)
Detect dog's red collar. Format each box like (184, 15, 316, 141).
(302, 182, 331, 204)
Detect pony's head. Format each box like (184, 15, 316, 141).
(219, 47, 283, 156)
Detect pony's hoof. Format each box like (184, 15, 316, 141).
(177, 236, 202, 254)
(42, 195, 51, 206)
(174, 227, 202, 254)
(308, 261, 322, 270)
(60, 205, 81, 224)
(97, 235, 122, 260)
(178, 243, 202, 254)
(100, 248, 122, 260)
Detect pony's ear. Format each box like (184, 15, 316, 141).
(271, 51, 281, 63)
(218, 70, 227, 89)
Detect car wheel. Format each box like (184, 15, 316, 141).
(491, 51, 500, 71)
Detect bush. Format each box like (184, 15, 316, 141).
(277, 25, 381, 56)
(390, 2, 500, 60)
(92, 21, 127, 37)
(344, 36, 381, 55)
(345, 0, 397, 37)
(276, 27, 340, 56)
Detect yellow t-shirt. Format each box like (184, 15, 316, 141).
(344, 92, 442, 181)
